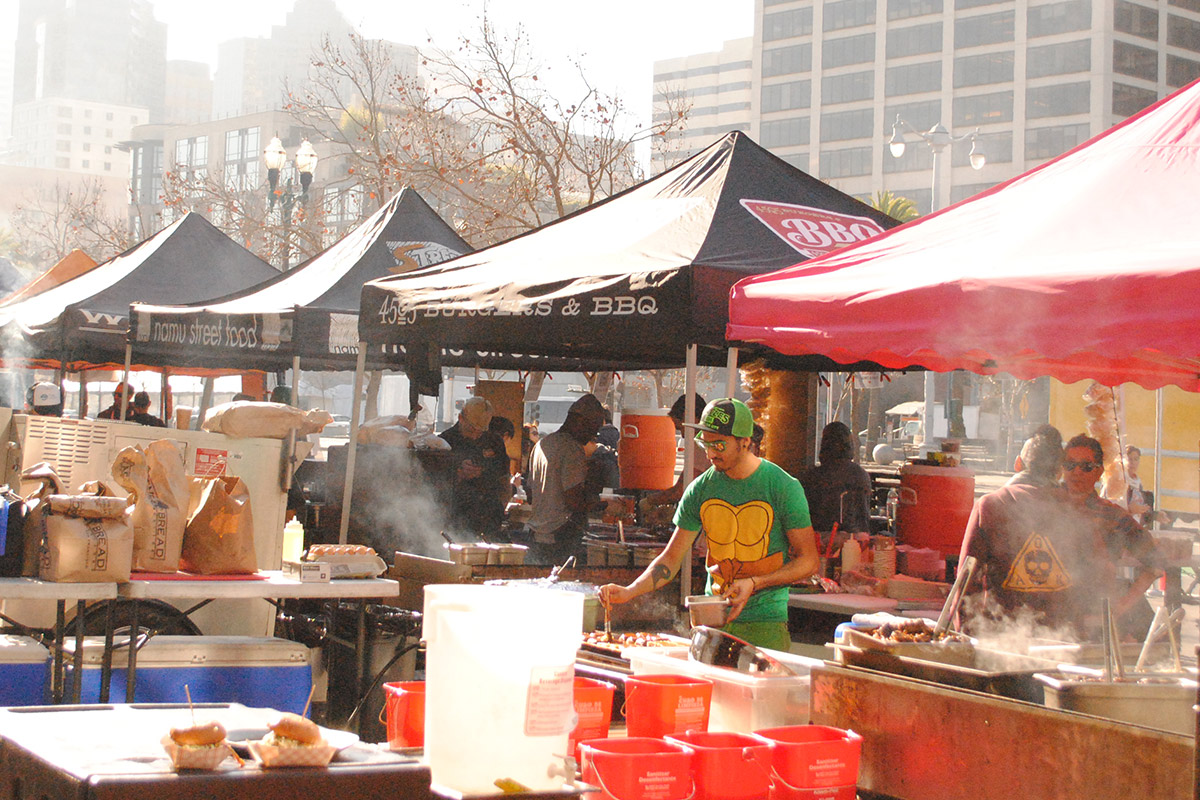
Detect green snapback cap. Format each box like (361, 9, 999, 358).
(684, 398, 755, 438)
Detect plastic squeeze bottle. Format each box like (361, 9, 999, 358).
(282, 519, 305, 564)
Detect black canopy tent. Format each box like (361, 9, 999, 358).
(128, 189, 472, 372)
(0, 212, 278, 370)
(339, 133, 901, 560)
(358, 132, 899, 370)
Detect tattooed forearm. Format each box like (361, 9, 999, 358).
(650, 564, 672, 588)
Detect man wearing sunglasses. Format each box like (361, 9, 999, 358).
(1060, 434, 1162, 639)
(960, 432, 1161, 639)
(599, 398, 819, 651)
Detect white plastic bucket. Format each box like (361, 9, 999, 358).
(423, 584, 584, 793)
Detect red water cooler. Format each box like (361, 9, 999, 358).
(895, 464, 976, 557)
(617, 409, 676, 491)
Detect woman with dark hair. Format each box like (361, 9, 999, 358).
(800, 421, 872, 534)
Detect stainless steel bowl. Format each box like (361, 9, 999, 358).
(684, 595, 732, 627)
(689, 625, 794, 675)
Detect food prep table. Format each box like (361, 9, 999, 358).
(0, 702, 431, 800)
(115, 573, 398, 723)
(0, 577, 119, 704)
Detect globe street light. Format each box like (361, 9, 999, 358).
(263, 135, 319, 270)
(887, 116, 985, 213)
(887, 116, 985, 448)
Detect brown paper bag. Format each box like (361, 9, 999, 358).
(20, 463, 64, 577)
(112, 440, 188, 573)
(181, 476, 257, 574)
(36, 478, 134, 583)
(201, 401, 333, 439)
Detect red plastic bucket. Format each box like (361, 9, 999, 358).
(624, 674, 713, 738)
(665, 731, 772, 800)
(579, 737, 694, 800)
(569, 677, 616, 759)
(767, 787, 857, 800)
(383, 680, 425, 749)
(618, 412, 677, 490)
(753, 725, 862, 793)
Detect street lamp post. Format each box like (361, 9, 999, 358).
(263, 136, 319, 271)
(887, 116, 986, 448)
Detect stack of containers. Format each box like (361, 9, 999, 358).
(626, 645, 820, 731)
(578, 652, 862, 800)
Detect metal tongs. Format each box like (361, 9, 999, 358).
(933, 555, 977, 636)
(1101, 597, 1126, 681)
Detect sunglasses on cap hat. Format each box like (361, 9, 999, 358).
(1063, 460, 1101, 473)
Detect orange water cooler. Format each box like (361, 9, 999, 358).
(895, 464, 976, 557)
(617, 409, 676, 491)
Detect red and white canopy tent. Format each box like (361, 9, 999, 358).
(727, 78, 1200, 394)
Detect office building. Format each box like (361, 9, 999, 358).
(8, 97, 148, 176)
(212, 0, 417, 119)
(12, 0, 166, 121)
(654, 0, 1200, 213)
(651, 38, 755, 173)
(753, 0, 1200, 212)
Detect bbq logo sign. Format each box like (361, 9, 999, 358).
(740, 200, 887, 259)
(385, 241, 463, 274)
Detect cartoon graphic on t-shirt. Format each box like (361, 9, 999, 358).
(1003, 532, 1073, 592)
(699, 498, 784, 591)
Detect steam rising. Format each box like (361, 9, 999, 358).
(962, 592, 1083, 653)
(344, 445, 454, 559)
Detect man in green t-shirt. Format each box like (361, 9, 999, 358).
(599, 398, 819, 651)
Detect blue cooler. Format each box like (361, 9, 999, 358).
(65, 635, 312, 712)
(0, 635, 49, 705)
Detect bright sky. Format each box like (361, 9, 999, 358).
(147, 0, 754, 128)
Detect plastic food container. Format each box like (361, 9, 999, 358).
(627, 646, 820, 732)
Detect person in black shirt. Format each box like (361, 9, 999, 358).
(128, 391, 166, 428)
(96, 383, 134, 420)
(439, 397, 510, 536)
(800, 421, 872, 535)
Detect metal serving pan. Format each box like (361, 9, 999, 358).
(836, 643, 1059, 703)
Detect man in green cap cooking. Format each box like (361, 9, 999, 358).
(599, 398, 819, 651)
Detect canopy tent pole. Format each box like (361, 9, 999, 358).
(291, 356, 301, 407)
(725, 348, 739, 398)
(338, 344, 369, 545)
(78, 372, 88, 419)
(920, 371, 935, 453)
(196, 377, 215, 428)
(1154, 388, 1164, 520)
(160, 369, 170, 422)
(119, 344, 132, 421)
(681, 344, 698, 604)
(365, 371, 381, 420)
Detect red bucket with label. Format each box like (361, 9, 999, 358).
(624, 674, 712, 738)
(569, 677, 615, 760)
(665, 731, 773, 800)
(383, 680, 425, 749)
(753, 725, 861, 799)
(579, 737, 694, 800)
